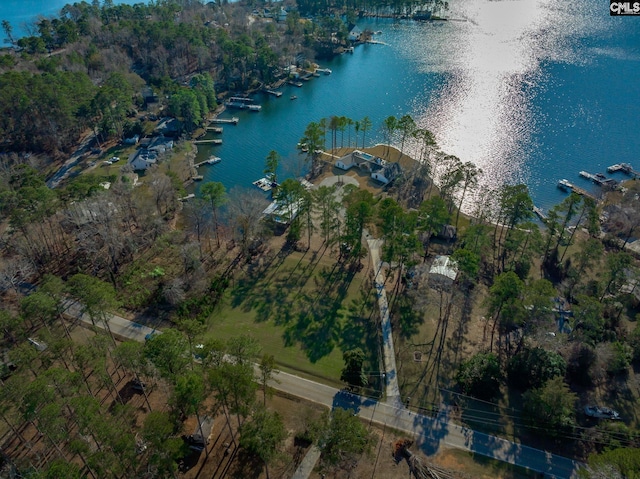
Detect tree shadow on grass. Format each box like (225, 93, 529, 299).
(393, 293, 426, 340)
(228, 448, 264, 479)
(229, 243, 293, 309)
(340, 288, 381, 376)
(281, 262, 361, 363)
(284, 296, 344, 363)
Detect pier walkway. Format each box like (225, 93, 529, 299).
(211, 117, 238, 124)
(557, 179, 597, 201)
(579, 171, 617, 187)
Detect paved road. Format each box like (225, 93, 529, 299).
(291, 445, 321, 479)
(269, 370, 582, 479)
(66, 302, 583, 478)
(64, 300, 158, 342)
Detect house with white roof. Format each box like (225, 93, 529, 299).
(335, 150, 402, 184)
(429, 255, 458, 285)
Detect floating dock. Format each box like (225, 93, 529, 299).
(225, 101, 261, 111)
(206, 126, 223, 133)
(607, 163, 639, 176)
(557, 179, 597, 200)
(558, 179, 573, 191)
(194, 139, 222, 145)
(224, 97, 261, 111)
(253, 177, 277, 192)
(211, 117, 239, 124)
(579, 170, 617, 187)
(194, 156, 221, 168)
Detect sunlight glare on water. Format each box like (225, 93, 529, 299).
(398, 0, 606, 201)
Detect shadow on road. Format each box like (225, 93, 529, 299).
(331, 389, 376, 415)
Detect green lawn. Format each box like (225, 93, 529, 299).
(207, 247, 380, 386)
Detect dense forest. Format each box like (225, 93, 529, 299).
(0, 1, 640, 478)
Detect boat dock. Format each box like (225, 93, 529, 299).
(533, 206, 547, 221)
(264, 89, 282, 97)
(194, 156, 221, 168)
(316, 68, 332, 75)
(557, 179, 597, 200)
(206, 126, 223, 133)
(608, 163, 639, 177)
(253, 177, 276, 192)
(211, 117, 239, 124)
(225, 101, 261, 111)
(194, 139, 222, 145)
(579, 170, 618, 187)
(288, 80, 303, 87)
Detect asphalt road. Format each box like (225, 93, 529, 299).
(269, 369, 582, 479)
(66, 301, 584, 478)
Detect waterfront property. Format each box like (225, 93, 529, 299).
(129, 136, 174, 171)
(253, 177, 276, 191)
(262, 199, 302, 225)
(335, 150, 402, 184)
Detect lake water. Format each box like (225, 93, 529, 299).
(0, 0, 143, 38)
(193, 0, 640, 212)
(2, 0, 640, 212)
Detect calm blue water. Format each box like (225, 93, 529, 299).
(195, 0, 640, 211)
(0, 0, 143, 38)
(3, 0, 640, 212)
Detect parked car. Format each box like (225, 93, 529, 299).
(584, 405, 620, 420)
(184, 416, 213, 451)
(131, 378, 146, 392)
(27, 338, 47, 352)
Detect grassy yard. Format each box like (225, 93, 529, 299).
(394, 279, 488, 411)
(207, 244, 381, 387)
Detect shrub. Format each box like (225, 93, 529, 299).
(455, 352, 502, 400)
(507, 347, 566, 391)
(523, 377, 577, 438)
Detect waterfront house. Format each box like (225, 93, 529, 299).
(262, 199, 302, 225)
(128, 136, 172, 171)
(348, 26, 362, 42)
(148, 136, 174, 154)
(335, 150, 402, 184)
(371, 161, 402, 184)
(129, 150, 158, 171)
(154, 118, 182, 137)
